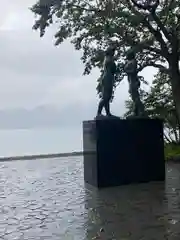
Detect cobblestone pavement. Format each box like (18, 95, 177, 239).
(0, 157, 180, 239)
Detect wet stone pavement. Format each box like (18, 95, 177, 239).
(0, 157, 180, 239)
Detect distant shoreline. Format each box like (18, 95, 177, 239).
(0, 151, 85, 162)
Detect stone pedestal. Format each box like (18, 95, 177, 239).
(83, 118, 165, 188)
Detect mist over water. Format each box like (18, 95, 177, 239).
(0, 128, 82, 157)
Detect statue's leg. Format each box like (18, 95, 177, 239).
(97, 87, 105, 116)
(134, 101, 139, 116)
(129, 87, 136, 116)
(104, 87, 112, 116)
(139, 101, 146, 116)
(97, 99, 104, 116)
(132, 90, 146, 116)
(134, 89, 146, 116)
(104, 101, 110, 116)
(130, 86, 141, 116)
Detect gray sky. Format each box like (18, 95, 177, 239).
(0, 0, 156, 114)
(0, 1, 158, 156)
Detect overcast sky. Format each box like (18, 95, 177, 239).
(0, 1, 157, 153)
(0, 0, 156, 112)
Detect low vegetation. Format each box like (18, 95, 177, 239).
(164, 143, 180, 161)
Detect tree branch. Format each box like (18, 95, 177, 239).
(127, 0, 169, 58)
(178, 125, 180, 143)
(151, 13, 172, 43)
(72, 4, 98, 12)
(127, 0, 148, 18)
(143, 19, 169, 58)
(173, 127, 179, 143)
(138, 62, 169, 73)
(131, 0, 173, 44)
(164, 128, 175, 143)
(137, 39, 163, 55)
(160, 0, 175, 25)
(144, 45, 162, 55)
(131, 0, 159, 12)
(39, 0, 99, 12)
(164, 132, 172, 143)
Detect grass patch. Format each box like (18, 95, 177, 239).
(164, 143, 180, 160)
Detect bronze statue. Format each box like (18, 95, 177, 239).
(96, 47, 116, 117)
(124, 50, 146, 117)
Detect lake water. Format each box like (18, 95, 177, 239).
(0, 157, 180, 239)
(0, 128, 82, 157)
(1, 129, 180, 239)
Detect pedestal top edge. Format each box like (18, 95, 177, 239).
(83, 118, 163, 124)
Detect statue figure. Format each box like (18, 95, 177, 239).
(124, 50, 147, 117)
(96, 46, 116, 117)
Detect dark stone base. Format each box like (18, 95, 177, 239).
(83, 118, 165, 188)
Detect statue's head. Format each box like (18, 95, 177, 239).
(126, 50, 135, 60)
(105, 46, 115, 57)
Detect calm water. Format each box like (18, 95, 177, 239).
(0, 157, 180, 239)
(0, 128, 82, 157)
(1, 130, 180, 239)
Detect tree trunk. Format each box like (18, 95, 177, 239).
(169, 63, 180, 123)
(178, 126, 180, 145)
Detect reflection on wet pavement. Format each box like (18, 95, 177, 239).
(0, 156, 180, 239)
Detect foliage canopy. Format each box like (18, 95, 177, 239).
(31, 0, 180, 75)
(31, 0, 180, 119)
